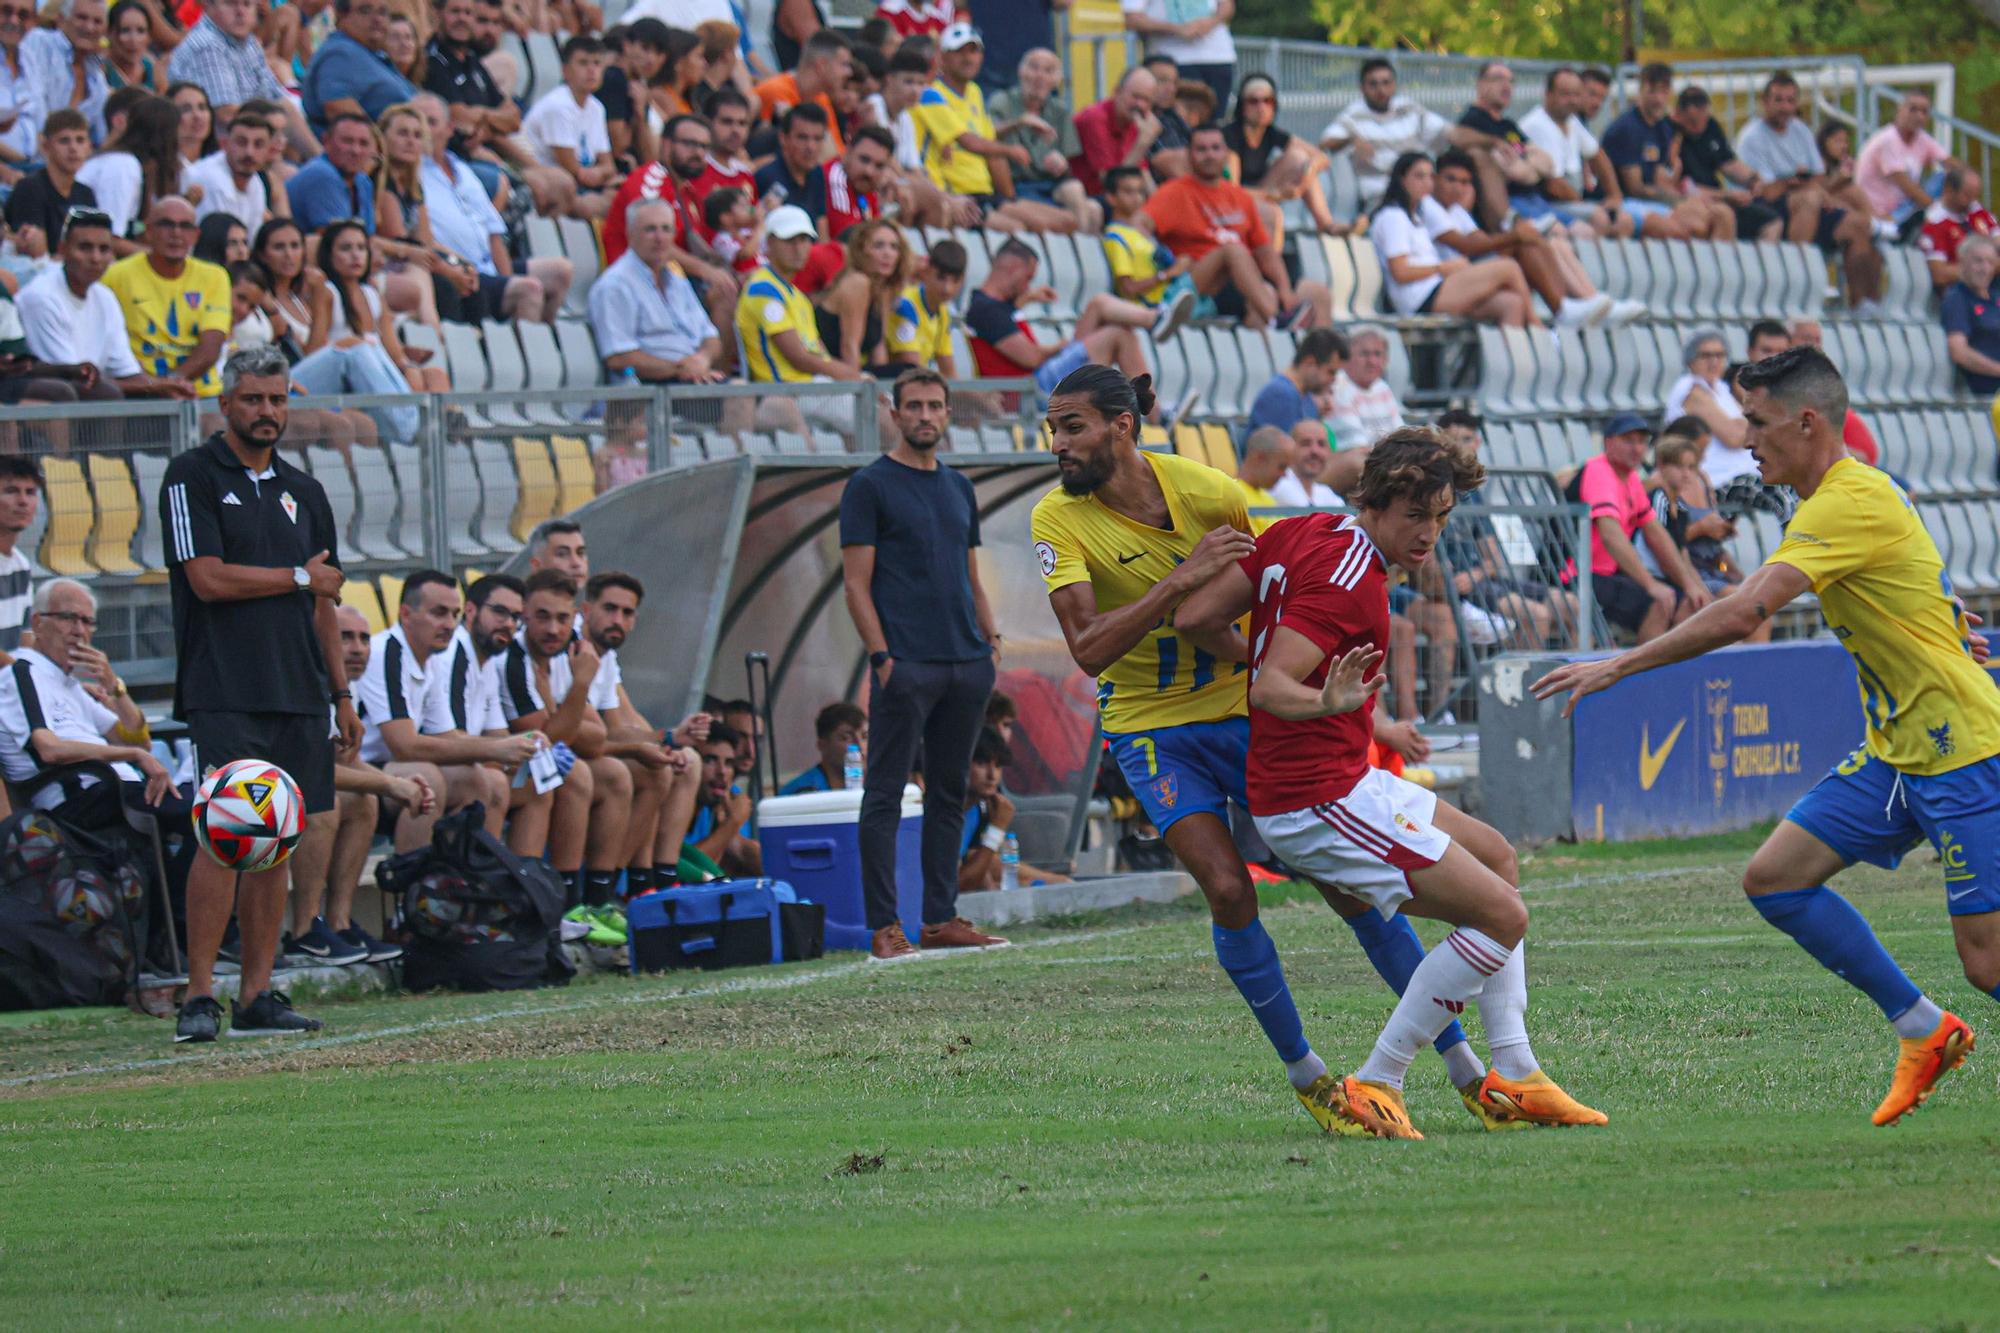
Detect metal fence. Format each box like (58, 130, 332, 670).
(1250, 486, 1602, 724)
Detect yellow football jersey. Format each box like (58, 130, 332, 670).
(1768, 458, 2000, 775)
(1103, 223, 1166, 306)
(1237, 477, 1279, 534)
(1031, 450, 1249, 734)
(914, 79, 995, 196)
(103, 253, 231, 395)
(886, 284, 952, 366)
(735, 265, 822, 384)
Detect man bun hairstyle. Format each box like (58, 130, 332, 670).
(1050, 364, 1155, 422)
(1353, 426, 1486, 513)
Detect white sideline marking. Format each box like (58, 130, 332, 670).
(0, 925, 1158, 1088)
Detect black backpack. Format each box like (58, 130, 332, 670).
(376, 804, 574, 992)
(0, 808, 148, 1010)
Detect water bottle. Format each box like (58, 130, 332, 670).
(1000, 833, 1021, 892)
(843, 743, 863, 791)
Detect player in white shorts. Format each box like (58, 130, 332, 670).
(1178, 426, 1605, 1139)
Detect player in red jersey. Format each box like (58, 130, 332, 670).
(1179, 428, 1606, 1140)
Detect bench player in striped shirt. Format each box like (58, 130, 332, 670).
(1181, 427, 1606, 1139)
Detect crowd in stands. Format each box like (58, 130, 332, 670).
(1, 0, 1993, 447)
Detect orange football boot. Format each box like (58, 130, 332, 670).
(1873, 1012, 1975, 1127)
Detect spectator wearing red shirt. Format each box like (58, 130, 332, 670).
(961, 236, 1181, 404)
(1574, 414, 1710, 642)
(1073, 65, 1165, 196)
(792, 125, 900, 292)
(1144, 123, 1329, 328)
(874, 0, 955, 37)
(1919, 168, 1996, 290)
(690, 88, 758, 204)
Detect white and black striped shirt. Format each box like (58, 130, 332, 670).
(0, 648, 137, 809)
(0, 547, 31, 653)
(354, 624, 450, 764)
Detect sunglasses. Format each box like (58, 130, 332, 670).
(65, 206, 113, 229)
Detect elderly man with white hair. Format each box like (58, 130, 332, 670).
(0, 578, 194, 938)
(1327, 324, 1406, 446)
(20, 0, 108, 143)
(590, 197, 728, 386)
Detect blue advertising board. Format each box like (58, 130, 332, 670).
(1569, 640, 1868, 841)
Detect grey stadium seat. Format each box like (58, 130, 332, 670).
(346, 445, 409, 561)
(554, 319, 603, 389)
(303, 446, 361, 559)
(556, 217, 600, 318)
(443, 441, 489, 557)
(468, 438, 520, 551)
(479, 321, 535, 426)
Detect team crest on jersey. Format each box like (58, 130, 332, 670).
(280, 491, 298, 524)
(1929, 721, 1956, 757)
(1034, 540, 1056, 576)
(1393, 811, 1420, 835)
(1149, 772, 1179, 809)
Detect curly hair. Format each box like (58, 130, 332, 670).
(1352, 426, 1486, 513)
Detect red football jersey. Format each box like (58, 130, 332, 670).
(1244, 513, 1389, 816)
(690, 153, 756, 207)
(602, 162, 703, 265)
(875, 0, 956, 37)
(822, 159, 878, 240)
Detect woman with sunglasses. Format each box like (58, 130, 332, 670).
(1224, 75, 1344, 242)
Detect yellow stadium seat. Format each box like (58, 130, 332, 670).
(1140, 423, 1171, 449)
(550, 435, 595, 513)
(511, 437, 560, 540)
(341, 579, 386, 632)
(461, 568, 486, 589)
(1198, 423, 1239, 477)
(38, 457, 93, 576)
(377, 573, 404, 618)
(84, 454, 143, 575)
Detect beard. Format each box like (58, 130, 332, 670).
(902, 427, 941, 451)
(1058, 450, 1115, 496)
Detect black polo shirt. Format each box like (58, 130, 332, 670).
(2, 170, 98, 249)
(1678, 119, 1738, 190)
(425, 36, 504, 155)
(160, 433, 342, 719)
(752, 157, 827, 222)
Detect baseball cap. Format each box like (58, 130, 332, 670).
(765, 205, 817, 241)
(1603, 412, 1653, 439)
(939, 22, 982, 51)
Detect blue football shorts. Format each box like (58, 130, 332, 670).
(1785, 748, 2000, 916)
(1105, 716, 1249, 834)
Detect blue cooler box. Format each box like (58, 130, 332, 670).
(758, 786, 923, 951)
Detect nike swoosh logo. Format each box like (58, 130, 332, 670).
(1638, 718, 1687, 791)
(1250, 992, 1279, 1008)
(1117, 552, 1144, 565)
(1949, 884, 1982, 901)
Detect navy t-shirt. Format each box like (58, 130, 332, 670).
(752, 158, 827, 221)
(1941, 282, 2000, 396)
(1600, 107, 1677, 188)
(1244, 374, 1311, 439)
(838, 456, 989, 663)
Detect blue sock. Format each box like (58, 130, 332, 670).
(1751, 887, 1921, 1021)
(1344, 910, 1472, 1056)
(1212, 920, 1310, 1064)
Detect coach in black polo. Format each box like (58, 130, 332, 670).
(161, 345, 361, 1044)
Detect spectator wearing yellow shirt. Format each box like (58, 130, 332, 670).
(1101, 166, 1187, 307)
(102, 195, 231, 395)
(885, 239, 967, 376)
(737, 204, 880, 438)
(913, 24, 1076, 234)
(1234, 424, 1296, 533)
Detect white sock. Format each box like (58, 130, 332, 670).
(1357, 928, 1512, 1090)
(1441, 1039, 1487, 1089)
(1893, 995, 1945, 1039)
(1285, 1050, 1328, 1091)
(1479, 943, 1539, 1080)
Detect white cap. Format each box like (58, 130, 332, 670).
(939, 22, 982, 51)
(765, 205, 817, 240)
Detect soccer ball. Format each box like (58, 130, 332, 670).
(193, 759, 306, 872)
(47, 869, 116, 933)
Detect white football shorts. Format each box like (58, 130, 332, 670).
(1253, 767, 1452, 914)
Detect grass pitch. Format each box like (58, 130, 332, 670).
(3, 828, 1998, 1329)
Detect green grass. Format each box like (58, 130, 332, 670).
(3, 836, 1998, 1329)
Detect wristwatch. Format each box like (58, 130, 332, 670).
(293, 565, 311, 590)
(870, 651, 890, 669)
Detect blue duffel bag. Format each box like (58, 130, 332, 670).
(628, 880, 822, 972)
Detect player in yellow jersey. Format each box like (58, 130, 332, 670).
(1033, 364, 1510, 1135)
(1537, 347, 1996, 1126)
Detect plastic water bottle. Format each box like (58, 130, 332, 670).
(1000, 833, 1021, 892)
(843, 743, 863, 791)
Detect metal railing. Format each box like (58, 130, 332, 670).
(1248, 494, 1602, 723)
(1609, 55, 1875, 141)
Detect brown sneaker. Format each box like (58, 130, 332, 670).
(918, 917, 1011, 951)
(869, 923, 921, 963)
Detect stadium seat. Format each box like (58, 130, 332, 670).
(524, 33, 562, 111)
(1908, 325, 1957, 403)
(811, 429, 850, 455)
(1478, 326, 1532, 418)
(38, 457, 92, 576)
(479, 321, 535, 427)
(377, 572, 405, 617)
(130, 451, 169, 573)
(1880, 245, 1931, 323)
(1521, 326, 1565, 414)
(1198, 423, 1238, 475)
(1660, 241, 1698, 320)
(441, 322, 489, 394)
(1320, 236, 1361, 320)
(347, 445, 409, 561)
(1709, 242, 1746, 321)
(1345, 236, 1385, 318)
(497, 31, 532, 99)
(1323, 158, 1361, 222)
(468, 439, 521, 551)
(303, 446, 363, 564)
(1207, 329, 1251, 420)
(1034, 233, 1084, 318)
(949, 229, 991, 308)
(1483, 421, 1526, 469)
(442, 443, 489, 557)
(1139, 422, 1170, 451)
(83, 454, 142, 576)
(341, 577, 386, 632)
(947, 425, 981, 453)
(515, 322, 570, 425)
(557, 217, 601, 318)
(550, 435, 594, 512)
(509, 437, 560, 540)
(385, 443, 428, 559)
(554, 319, 604, 390)
(525, 214, 564, 263)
